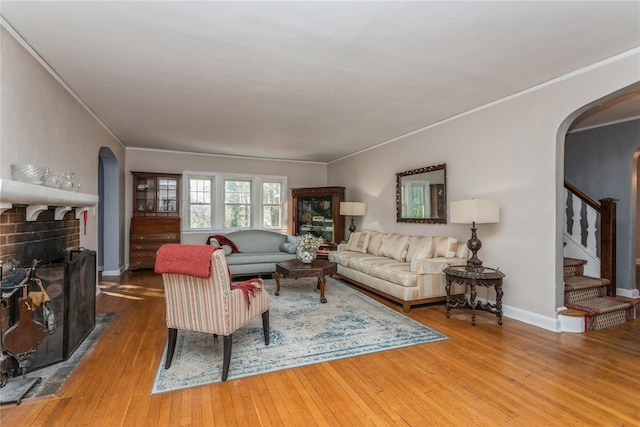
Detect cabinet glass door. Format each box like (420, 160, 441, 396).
(135, 177, 156, 212)
(158, 178, 178, 213)
(297, 196, 334, 243)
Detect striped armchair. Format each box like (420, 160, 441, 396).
(160, 248, 270, 381)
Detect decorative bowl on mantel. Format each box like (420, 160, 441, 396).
(10, 164, 49, 185)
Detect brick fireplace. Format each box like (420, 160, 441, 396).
(1, 206, 96, 372)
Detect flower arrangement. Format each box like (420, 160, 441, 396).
(297, 233, 324, 251)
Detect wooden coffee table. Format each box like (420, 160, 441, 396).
(274, 258, 337, 303)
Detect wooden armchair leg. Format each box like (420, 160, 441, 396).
(262, 310, 270, 345)
(165, 328, 178, 369)
(222, 334, 233, 382)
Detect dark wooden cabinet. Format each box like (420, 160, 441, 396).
(132, 171, 181, 217)
(130, 172, 181, 270)
(129, 217, 180, 270)
(291, 186, 345, 244)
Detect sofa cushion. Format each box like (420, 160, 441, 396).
(328, 250, 366, 267)
(366, 231, 387, 256)
(369, 262, 417, 288)
(379, 233, 410, 262)
(348, 255, 392, 275)
(225, 252, 296, 265)
(346, 231, 370, 253)
(434, 237, 458, 258)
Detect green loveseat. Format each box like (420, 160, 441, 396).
(208, 229, 298, 277)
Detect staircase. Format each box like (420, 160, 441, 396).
(563, 257, 637, 331)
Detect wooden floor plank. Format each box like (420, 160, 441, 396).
(1, 270, 638, 426)
(244, 373, 284, 426)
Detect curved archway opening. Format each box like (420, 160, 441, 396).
(559, 84, 640, 309)
(99, 147, 121, 275)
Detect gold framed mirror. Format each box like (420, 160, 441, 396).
(396, 163, 446, 223)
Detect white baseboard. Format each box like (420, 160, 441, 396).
(101, 264, 126, 277)
(558, 314, 585, 333)
(502, 304, 562, 333)
(617, 287, 640, 298)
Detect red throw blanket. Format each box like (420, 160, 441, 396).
(231, 279, 262, 309)
(205, 234, 240, 253)
(155, 244, 218, 278)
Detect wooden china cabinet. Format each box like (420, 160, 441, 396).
(291, 186, 345, 247)
(129, 171, 181, 270)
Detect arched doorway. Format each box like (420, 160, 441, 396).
(99, 147, 121, 275)
(562, 85, 640, 300)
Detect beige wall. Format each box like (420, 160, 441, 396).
(1, 27, 126, 262)
(328, 50, 640, 328)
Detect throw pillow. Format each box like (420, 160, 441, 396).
(366, 231, 386, 256)
(379, 233, 410, 262)
(434, 237, 458, 258)
(407, 236, 433, 261)
(411, 258, 450, 274)
(221, 245, 233, 256)
(411, 237, 434, 262)
(456, 242, 469, 259)
(279, 242, 297, 254)
(209, 238, 220, 246)
(346, 231, 370, 253)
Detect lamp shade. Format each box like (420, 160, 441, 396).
(450, 199, 499, 224)
(340, 202, 366, 216)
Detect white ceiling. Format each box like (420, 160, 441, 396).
(2, 1, 639, 163)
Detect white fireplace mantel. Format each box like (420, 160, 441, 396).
(0, 179, 99, 221)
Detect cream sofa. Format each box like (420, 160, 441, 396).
(328, 230, 468, 312)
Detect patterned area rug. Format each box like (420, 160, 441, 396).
(152, 277, 446, 394)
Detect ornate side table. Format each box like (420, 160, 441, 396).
(274, 258, 337, 304)
(443, 265, 505, 326)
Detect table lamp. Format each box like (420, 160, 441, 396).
(340, 202, 366, 235)
(450, 199, 500, 267)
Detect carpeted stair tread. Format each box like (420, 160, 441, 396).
(562, 256, 636, 331)
(564, 258, 587, 267)
(564, 275, 610, 291)
(563, 258, 586, 278)
(565, 297, 636, 315)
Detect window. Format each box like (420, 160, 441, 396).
(262, 181, 283, 228)
(224, 179, 251, 228)
(189, 178, 212, 228)
(183, 172, 286, 231)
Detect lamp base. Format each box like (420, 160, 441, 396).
(348, 217, 356, 233)
(466, 224, 483, 267)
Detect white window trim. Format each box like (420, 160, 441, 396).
(182, 171, 287, 233)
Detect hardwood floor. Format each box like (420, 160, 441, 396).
(1, 270, 638, 426)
